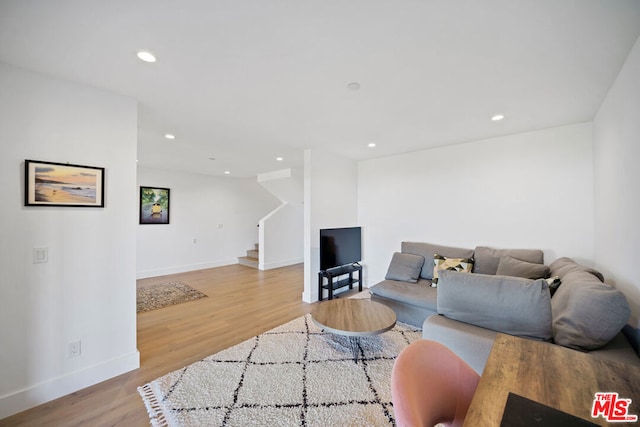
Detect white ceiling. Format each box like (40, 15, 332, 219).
(1, 1, 640, 178)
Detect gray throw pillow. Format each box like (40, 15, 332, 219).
(496, 256, 550, 279)
(384, 252, 425, 283)
(551, 270, 630, 350)
(473, 246, 544, 275)
(436, 270, 552, 340)
(549, 257, 604, 282)
(401, 241, 474, 280)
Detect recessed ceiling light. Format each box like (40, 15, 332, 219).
(347, 82, 361, 91)
(276, 157, 284, 161)
(224, 171, 231, 175)
(137, 51, 156, 63)
(491, 114, 505, 121)
(165, 134, 175, 140)
(368, 143, 376, 148)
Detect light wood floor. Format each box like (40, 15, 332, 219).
(0, 263, 338, 427)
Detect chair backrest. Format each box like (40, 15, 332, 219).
(391, 340, 480, 427)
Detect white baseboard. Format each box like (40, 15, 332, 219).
(302, 290, 313, 303)
(136, 259, 238, 279)
(0, 350, 140, 419)
(259, 257, 304, 271)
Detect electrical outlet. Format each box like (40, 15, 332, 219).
(69, 340, 81, 358)
(33, 247, 48, 263)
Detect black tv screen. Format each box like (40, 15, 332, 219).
(320, 227, 362, 271)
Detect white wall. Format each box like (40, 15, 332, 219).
(593, 35, 640, 352)
(303, 149, 358, 302)
(0, 63, 139, 418)
(260, 202, 304, 269)
(257, 168, 303, 204)
(257, 168, 304, 270)
(358, 123, 595, 285)
(137, 167, 280, 278)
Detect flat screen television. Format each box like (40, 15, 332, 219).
(320, 226, 362, 271)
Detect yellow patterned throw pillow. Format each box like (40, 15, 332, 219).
(432, 254, 474, 287)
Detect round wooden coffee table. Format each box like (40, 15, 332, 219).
(311, 298, 397, 361)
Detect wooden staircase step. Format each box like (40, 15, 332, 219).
(238, 243, 260, 269)
(238, 256, 259, 269)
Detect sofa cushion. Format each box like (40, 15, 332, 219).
(473, 246, 544, 275)
(422, 314, 498, 375)
(549, 257, 604, 282)
(551, 270, 630, 350)
(496, 256, 550, 279)
(437, 270, 552, 340)
(369, 279, 437, 312)
(401, 241, 474, 280)
(431, 254, 474, 287)
(588, 332, 640, 367)
(384, 252, 425, 283)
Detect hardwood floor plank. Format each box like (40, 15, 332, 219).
(0, 263, 314, 427)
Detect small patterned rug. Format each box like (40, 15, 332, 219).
(137, 314, 421, 426)
(137, 281, 208, 313)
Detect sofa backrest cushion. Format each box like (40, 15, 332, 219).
(385, 252, 425, 283)
(496, 256, 550, 279)
(401, 241, 474, 280)
(473, 246, 544, 275)
(436, 270, 552, 341)
(551, 270, 630, 350)
(549, 257, 604, 282)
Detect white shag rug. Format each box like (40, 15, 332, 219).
(138, 313, 421, 426)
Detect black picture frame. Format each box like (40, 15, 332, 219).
(139, 186, 170, 224)
(24, 159, 105, 207)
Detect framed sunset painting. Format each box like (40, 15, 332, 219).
(24, 160, 105, 207)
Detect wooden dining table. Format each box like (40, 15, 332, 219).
(463, 333, 640, 426)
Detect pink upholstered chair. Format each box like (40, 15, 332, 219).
(391, 340, 480, 427)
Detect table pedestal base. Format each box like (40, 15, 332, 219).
(323, 333, 363, 363)
(349, 336, 361, 363)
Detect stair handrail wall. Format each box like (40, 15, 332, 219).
(258, 201, 304, 270)
(256, 168, 304, 270)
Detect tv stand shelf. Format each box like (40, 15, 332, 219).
(318, 263, 362, 301)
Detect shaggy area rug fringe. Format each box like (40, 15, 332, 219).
(139, 382, 169, 427)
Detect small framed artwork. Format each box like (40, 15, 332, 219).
(24, 159, 105, 207)
(140, 186, 170, 224)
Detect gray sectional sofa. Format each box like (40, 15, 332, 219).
(370, 241, 640, 374)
